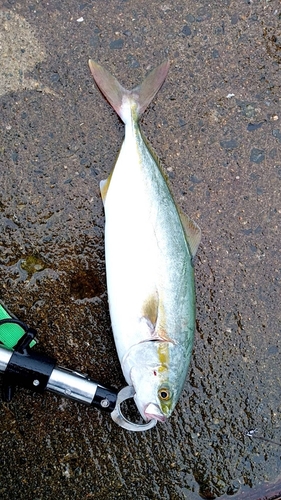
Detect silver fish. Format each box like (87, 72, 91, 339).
(89, 60, 201, 425)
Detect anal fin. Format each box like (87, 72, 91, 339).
(100, 170, 113, 203)
(179, 210, 201, 257)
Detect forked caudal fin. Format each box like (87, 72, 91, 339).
(88, 59, 170, 124)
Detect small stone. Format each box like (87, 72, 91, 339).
(247, 122, 264, 131)
(272, 129, 281, 142)
(12, 151, 18, 162)
(182, 25, 192, 36)
(220, 139, 237, 150)
(268, 345, 278, 355)
(186, 14, 195, 23)
(190, 174, 202, 184)
(178, 118, 187, 127)
(109, 39, 124, 49)
(90, 36, 99, 48)
(80, 158, 90, 166)
(236, 100, 257, 119)
(244, 104, 256, 118)
(214, 25, 224, 35)
(50, 73, 60, 83)
(250, 148, 265, 163)
(212, 49, 220, 58)
(269, 148, 277, 158)
(127, 54, 140, 68)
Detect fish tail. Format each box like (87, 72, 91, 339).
(88, 59, 170, 124)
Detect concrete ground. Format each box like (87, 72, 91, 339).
(0, 1, 280, 499)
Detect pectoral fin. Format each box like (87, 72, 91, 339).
(141, 292, 174, 343)
(140, 316, 173, 343)
(142, 292, 159, 327)
(179, 210, 201, 257)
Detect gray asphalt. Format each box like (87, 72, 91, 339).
(0, 1, 280, 499)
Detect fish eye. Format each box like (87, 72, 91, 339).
(158, 388, 171, 401)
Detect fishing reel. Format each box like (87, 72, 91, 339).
(0, 303, 156, 432)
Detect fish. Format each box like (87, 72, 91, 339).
(89, 59, 201, 423)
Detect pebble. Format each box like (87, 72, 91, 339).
(110, 39, 124, 49)
(220, 139, 237, 150)
(182, 25, 192, 36)
(272, 129, 281, 142)
(127, 55, 140, 68)
(212, 49, 220, 58)
(186, 14, 195, 23)
(247, 122, 264, 131)
(250, 148, 265, 163)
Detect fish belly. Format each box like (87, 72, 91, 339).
(103, 132, 194, 382)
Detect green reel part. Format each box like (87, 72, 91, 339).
(0, 303, 36, 349)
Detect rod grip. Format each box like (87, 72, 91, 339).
(2, 348, 56, 401)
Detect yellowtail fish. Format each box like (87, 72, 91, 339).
(89, 59, 201, 428)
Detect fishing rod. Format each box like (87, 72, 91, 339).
(0, 303, 156, 432)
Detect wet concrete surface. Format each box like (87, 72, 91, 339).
(0, 0, 280, 498)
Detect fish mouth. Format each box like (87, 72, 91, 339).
(144, 403, 166, 423)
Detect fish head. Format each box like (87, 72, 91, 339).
(132, 365, 174, 422)
(122, 341, 180, 422)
